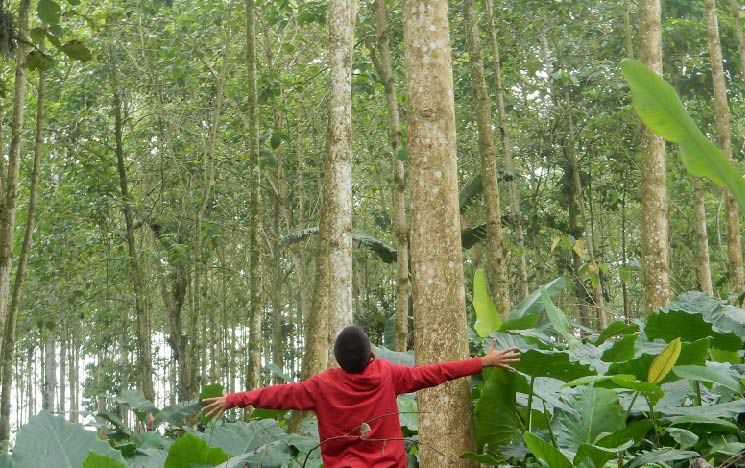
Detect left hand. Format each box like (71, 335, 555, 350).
(202, 392, 229, 421)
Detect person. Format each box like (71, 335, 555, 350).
(202, 325, 520, 467)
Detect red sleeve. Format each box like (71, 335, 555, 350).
(225, 378, 317, 411)
(388, 357, 483, 394)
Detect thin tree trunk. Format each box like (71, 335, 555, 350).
(244, 0, 263, 392)
(0, 0, 30, 357)
(113, 90, 155, 402)
(69, 334, 79, 423)
(486, 0, 529, 299)
(403, 0, 477, 465)
(0, 45, 44, 447)
(464, 0, 511, 316)
(639, 0, 670, 314)
(59, 329, 66, 417)
(26, 348, 33, 420)
(42, 332, 56, 411)
(564, 98, 608, 328)
(692, 177, 714, 293)
(704, 0, 744, 292)
(370, 0, 410, 351)
(729, 0, 745, 86)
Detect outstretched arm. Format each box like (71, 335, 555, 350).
(390, 341, 520, 394)
(202, 378, 318, 420)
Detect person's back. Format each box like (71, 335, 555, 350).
(202, 326, 520, 467)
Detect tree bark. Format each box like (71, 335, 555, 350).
(729, 0, 745, 86)
(42, 332, 56, 411)
(704, 0, 744, 292)
(323, 0, 356, 358)
(0, 48, 44, 447)
(464, 0, 511, 316)
(0, 0, 30, 357)
(370, 0, 410, 351)
(402, 0, 477, 465)
(113, 90, 155, 402)
(486, 0, 529, 299)
(245, 0, 263, 392)
(639, 0, 671, 314)
(692, 177, 714, 294)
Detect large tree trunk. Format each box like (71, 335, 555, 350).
(402, 0, 477, 465)
(244, 0, 263, 392)
(113, 90, 155, 401)
(370, 0, 410, 351)
(486, 0, 529, 299)
(0, 0, 30, 357)
(323, 0, 356, 357)
(639, 0, 670, 314)
(464, 0, 511, 316)
(704, 0, 744, 292)
(0, 50, 44, 448)
(692, 177, 714, 293)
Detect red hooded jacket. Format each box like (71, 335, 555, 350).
(225, 356, 483, 467)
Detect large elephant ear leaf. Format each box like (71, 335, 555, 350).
(13, 410, 125, 467)
(621, 58, 745, 210)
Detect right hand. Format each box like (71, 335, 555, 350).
(481, 340, 521, 371)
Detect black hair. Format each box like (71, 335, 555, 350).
(333, 326, 372, 373)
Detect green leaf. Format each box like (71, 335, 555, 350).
(27, 51, 54, 72)
(187, 420, 286, 457)
(594, 320, 639, 346)
(665, 415, 739, 432)
(551, 386, 626, 456)
(503, 276, 568, 327)
(601, 333, 637, 362)
(61, 40, 93, 62)
(13, 411, 125, 467)
(213, 442, 292, 468)
(662, 400, 745, 419)
(625, 448, 699, 468)
(29, 27, 47, 45)
(154, 400, 201, 426)
(621, 58, 745, 210)
(523, 432, 572, 468)
(397, 396, 418, 431)
(540, 287, 578, 346)
(474, 367, 518, 450)
(514, 349, 595, 382)
(397, 148, 407, 161)
(164, 433, 229, 468)
(37, 0, 61, 25)
(648, 337, 681, 384)
(115, 389, 158, 423)
(473, 269, 501, 337)
(665, 428, 698, 449)
(574, 441, 632, 468)
(609, 338, 710, 383)
(595, 420, 653, 448)
(269, 132, 282, 149)
(645, 309, 741, 351)
(672, 364, 742, 391)
(82, 452, 126, 468)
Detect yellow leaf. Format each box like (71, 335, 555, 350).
(648, 338, 682, 384)
(550, 237, 561, 253)
(573, 239, 585, 259)
(588, 263, 596, 275)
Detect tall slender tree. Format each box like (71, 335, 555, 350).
(639, 0, 670, 314)
(463, 0, 511, 316)
(704, 0, 744, 292)
(403, 0, 476, 465)
(369, 0, 410, 350)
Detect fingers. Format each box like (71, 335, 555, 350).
(202, 396, 222, 403)
(496, 363, 516, 372)
(489, 339, 497, 352)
